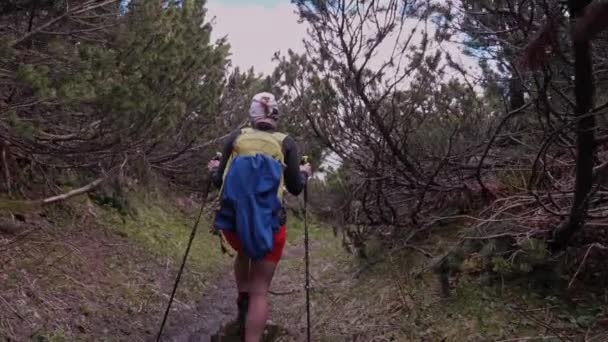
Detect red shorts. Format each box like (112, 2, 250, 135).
(222, 225, 287, 263)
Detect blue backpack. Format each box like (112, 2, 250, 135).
(213, 128, 286, 260)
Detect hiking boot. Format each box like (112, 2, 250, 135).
(236, 293, 249, 338)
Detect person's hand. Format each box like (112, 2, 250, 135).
(207, 159, 220, 173)
(300, 162, 312, 178)
(207, 152, 222, 173)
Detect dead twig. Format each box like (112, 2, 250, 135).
(41, 177, 104, 205)
(1, 144, 10, 196)
(568, 243, 608, 289)
(269, 289, 301, 296)
(0, 293, 28, 323)
(404, 245, 434, 258)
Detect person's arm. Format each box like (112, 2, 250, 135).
(211, 129, 240, 188)
(282, 136, 307, 196)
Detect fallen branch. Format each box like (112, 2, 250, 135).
(404, 245, 434, 258)
(269, 289, 300, 296)
(0, 159, 127, 234)
(154, 289, 192, 310)
(0, 226, 37, 250)
(568, 243, 608, 289)
(0, 176, 105, 227)
(0, 293, 28, 322)
(41, 177, 104, 205)
(2, 144, 10, 195)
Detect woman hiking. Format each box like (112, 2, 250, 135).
(207, 92, 312, 342)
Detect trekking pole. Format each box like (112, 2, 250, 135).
(156, 174, 214, 342)
(301, 156, 312, 342)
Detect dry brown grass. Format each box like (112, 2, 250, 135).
(0, 191, 229, 341)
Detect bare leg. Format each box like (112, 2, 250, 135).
(234, 252, 251, 293)
(234, 252, 251, 337)
(245, 260, 277, 342)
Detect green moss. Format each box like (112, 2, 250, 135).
(497, 169, 532, 192)
(33, 329, 67, 342)
(98, 191, 227, 274)
(285, 215, 331, 246)
(0, 197, 41, 215)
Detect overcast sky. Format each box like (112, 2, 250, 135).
(206, 0, 306, 75)
(206, 0, 480, 81)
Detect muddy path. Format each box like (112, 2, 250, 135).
(158, 244, 308, 342)
(156, 270, 237, 342)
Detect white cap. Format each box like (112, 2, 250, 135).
(249, 92, 279, 129)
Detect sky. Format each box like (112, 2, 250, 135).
(206, 0, 480, 79)
(206, 0, 306, 75)
(209, 0, 283, 6)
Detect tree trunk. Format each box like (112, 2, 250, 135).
(509, 75, 525, 112)
(552, 0, 596, 250)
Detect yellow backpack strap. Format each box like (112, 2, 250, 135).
(268, 131, 287, 200)
(217, 128, 245, 201)
(220, 127, 288, 200)
(271, 132, 287, 146)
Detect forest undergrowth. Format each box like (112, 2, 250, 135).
(0, 183, 607, 341)
(303, 221, 608, 341)
(3, 0, 608, 340)
(0, 186, 230, 341)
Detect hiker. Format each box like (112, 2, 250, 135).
(207, 92, 312, 342)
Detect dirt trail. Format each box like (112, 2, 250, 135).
(156, 270, 237, 341)
(159, 244, 308, 342)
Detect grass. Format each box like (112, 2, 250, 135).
(288, 220, 330, 245)
(5, 188, 606, 341)
(0, 189, 232, 341)
(280, 214, 343, 271)
(297, 226, 608, 342)
(98, 190, 228, 275)
(94, 190, 235, 319)
(33, 329, 67, 342)
(0, 197, 41, 215)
